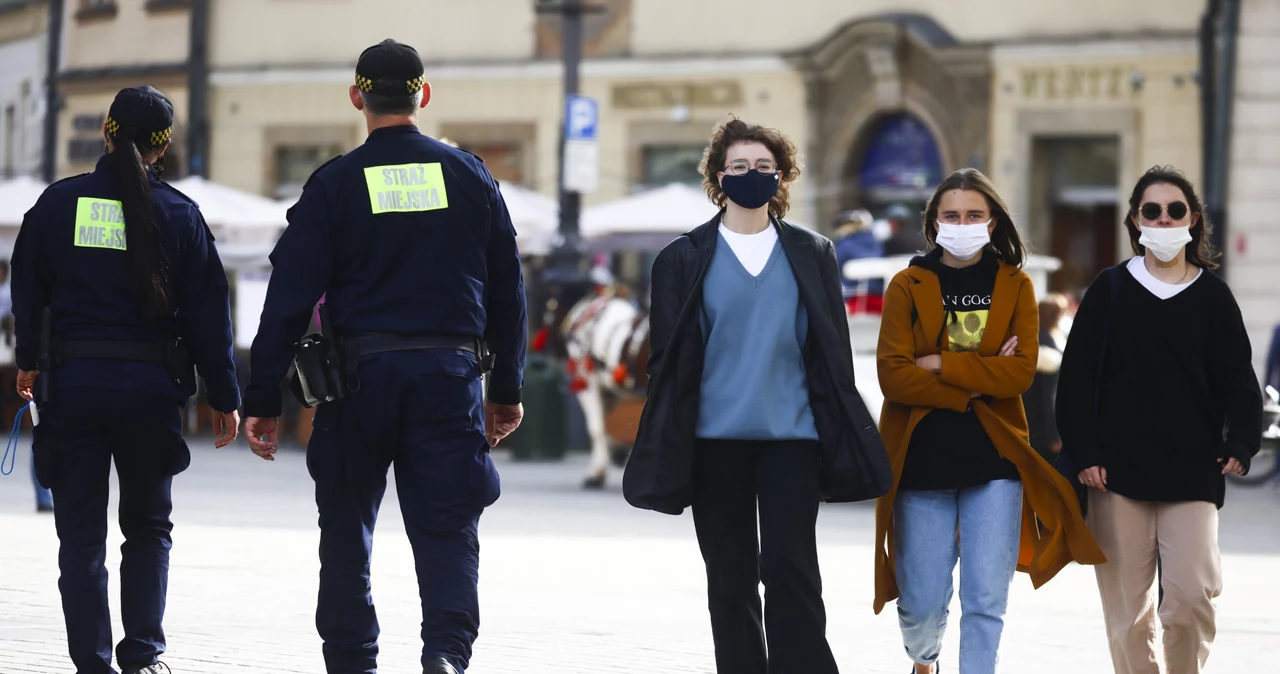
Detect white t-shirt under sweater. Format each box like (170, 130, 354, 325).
(718, 222, 778, 277)
(1126, 255, 1202, 300)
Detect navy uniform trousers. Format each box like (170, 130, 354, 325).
(308, 349, 499, 674)
(33, 388, 188, 674)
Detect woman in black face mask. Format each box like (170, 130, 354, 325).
(623, 116, 891, 673)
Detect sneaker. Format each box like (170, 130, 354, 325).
(124, 663, 172, 674)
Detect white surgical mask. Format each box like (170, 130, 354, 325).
(1138, 225, 1192, 262)
(934, 221, 991, 261)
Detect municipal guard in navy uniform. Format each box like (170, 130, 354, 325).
(242, 40, 527, 674)
(11, 86, 241, 674)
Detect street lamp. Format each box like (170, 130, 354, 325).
(535, 0, 606, 288)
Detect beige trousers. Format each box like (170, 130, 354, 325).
(1088, 490, 1222, 674)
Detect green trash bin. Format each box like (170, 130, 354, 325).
(506, 355, 568, 461)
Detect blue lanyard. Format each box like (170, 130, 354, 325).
(1, 403, 33, 476)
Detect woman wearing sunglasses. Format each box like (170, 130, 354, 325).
(1056, 166, 1262, 674)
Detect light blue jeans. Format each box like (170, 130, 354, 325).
(894, 479, 1023, 673)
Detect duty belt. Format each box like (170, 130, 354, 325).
(346, 333, 483, 358)
(342, 333, 494, 392)
(54, 339, 166, 364)
(51, 337, 198, 396)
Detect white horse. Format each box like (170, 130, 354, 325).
(559, 291, 649, 488)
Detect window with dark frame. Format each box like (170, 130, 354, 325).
(274, 145, 343, 200)
(77, 0, 118, 20)
(455, 142, 526, 186)
(640, 144, 704, 189)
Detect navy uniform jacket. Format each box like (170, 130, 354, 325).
(243, 125, 527, 418)
(11, 154, 241, 412)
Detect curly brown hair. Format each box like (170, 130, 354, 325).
(698, 116, 802, 219)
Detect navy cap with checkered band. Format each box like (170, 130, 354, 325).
(105, 86, 174, 148)
(355, 39, 426, 97)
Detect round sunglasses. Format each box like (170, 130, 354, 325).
(1140, 201, 1189, 221)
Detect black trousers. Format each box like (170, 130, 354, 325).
(691, 439, 839, 674)
(33, 389, 187, 674)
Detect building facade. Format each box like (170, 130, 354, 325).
(989, 37, 1203, 292)
(1227, 0, 1280, 380)
(0, 0, 47, 179)
(54, 0, 192, 179)
(204, 1, 1204, 249)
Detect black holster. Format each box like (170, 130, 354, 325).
(164, 337, 198, 397)
(288, 307, 493, 408)
(290, 333, 346, 408)
(290, 304, 346, 408)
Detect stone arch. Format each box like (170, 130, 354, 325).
(790, 12, 991, 231)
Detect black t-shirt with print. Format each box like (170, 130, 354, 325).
(899, 248, 1021, 491)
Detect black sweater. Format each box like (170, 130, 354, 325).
(1055, 264, 1262, 507)
(900, 249, 1020, 491)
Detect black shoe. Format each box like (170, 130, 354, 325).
(36, 503, 54, 513)
(424, 657, 459, 674)
(124, 662, 172, 674)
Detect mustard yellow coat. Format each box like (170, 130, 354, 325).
(872, 259, 1105, 614)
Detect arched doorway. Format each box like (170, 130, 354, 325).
(855, 113, 945, 221)
(794, 13, 990, 233)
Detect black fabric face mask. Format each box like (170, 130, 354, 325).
(721, 170, 780, 210)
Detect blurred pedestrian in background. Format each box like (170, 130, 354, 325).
(1023, 293, 1071, 463)
(832, 208, 885, 311)
(882, 202, 928, 257)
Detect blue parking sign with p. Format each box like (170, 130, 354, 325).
(565, 96, 599, 141)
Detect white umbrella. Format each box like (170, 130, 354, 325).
(582, 183, 718, 238)
(0, 176, 49, 258)
(581, 183, 823, 251)
(0, 176, 48, 227)
(167, 176, 288, 246)
(498, 183, 558, 256)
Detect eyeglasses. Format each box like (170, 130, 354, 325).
(1140, 201, 1189, 221)
(725, 159, 777, 176)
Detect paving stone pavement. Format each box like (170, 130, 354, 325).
(1, 439, 1278, 673)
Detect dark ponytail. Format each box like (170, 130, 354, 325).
(108, 132, 172, 319)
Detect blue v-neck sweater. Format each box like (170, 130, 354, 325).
(696, 234, 819, 441)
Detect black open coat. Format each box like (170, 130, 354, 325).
(622, 214, 892, 515)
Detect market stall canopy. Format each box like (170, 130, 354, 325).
(581, 183, 823, 251)
(166, 176, 288, 247)
(0, 176, 47, 228)
(498, 182, 559, 257)
(581, 183, 719, 252)
(0, 176, 48, 258)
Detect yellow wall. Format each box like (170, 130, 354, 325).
(208, 0, 535, 67)
(208, 67, 815, 222)
(62, 1, 188, 70)
(989, 40, 1202, 260)
(631, 0, 1203, 54)
(0, 2, 46, 45)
